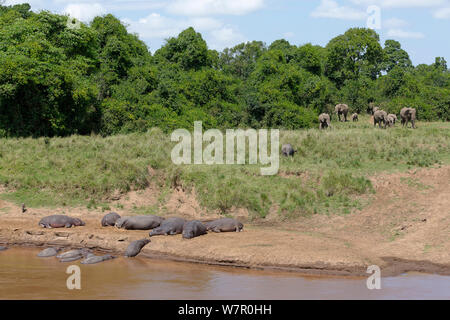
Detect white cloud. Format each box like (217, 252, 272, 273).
(166, 0, 264, 16)
(384, 17, 408, 28)
(433, 7, 450, 18)
(123, 12, 245, 51)
(311, 0, 367, 20)
(208, 26, 246, 49)
(350, 0, 447, 8)
(387, 28, 425, 38)
(63, 3, 106, 22)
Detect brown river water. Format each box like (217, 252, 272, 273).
(0, 248, 449, 300)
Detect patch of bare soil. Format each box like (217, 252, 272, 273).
(0, 166, 449, 277)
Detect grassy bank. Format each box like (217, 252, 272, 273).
(1, 116, 449, 218)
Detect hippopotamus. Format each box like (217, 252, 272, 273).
(281, 144, 296, 157)
(38, 215, 85, 228)
(101, 212, 121, 227)
(57, 249, 91, 262)
(182, 220, 207, 239)
(115, 215, 164, 230)
(37, 247, 61, 257)
(0, 246, 8, 251)
(81, 254, 115, 265)
(149, 217, 186, 237)
(124, 239, 150, 257)
(205, 218, 243, 233)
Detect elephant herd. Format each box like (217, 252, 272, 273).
(318, 104, 417, 130)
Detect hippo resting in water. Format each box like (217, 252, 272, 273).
(182, 220, 207, 239)
(149, 217, 186, 237)
(39, 215, 85, 228)
(81, 254, 115, 265)
(124, 239, 150, 257)
(101, 212, 121, 227)
(115, 215, 164, 230)
(37, 247, 61, 257)
(0, 246, 8, 251)
(57, 249, 92, 263)
(205, 218, 243, 233)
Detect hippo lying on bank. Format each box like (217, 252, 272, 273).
(57, 249, 91, 262)
(149, 217, 186, 237)
(0, 246, 8, 251)
(205, 218, 243, 233)
(81, 254, 115, 265)
(182, 220, 207, 239)
(39, 215, 85, 229)
(37, 247, 61, 257)
(101, 212, 121, 227)
(124, 239, 150, 258)
(115, 215, 164, 230)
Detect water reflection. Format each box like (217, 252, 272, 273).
(0, 248, 448, 300)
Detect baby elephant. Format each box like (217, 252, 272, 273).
(39, 215, 85, 228)
(351, 113, 358, 122)
(149, 217, 186, 237)
(205, 218, 243, 233)
(386, 114, 398, 127)
(182, 220, 207, 239)
(281, 144, 296, 157)
(318, 113, 331, 130)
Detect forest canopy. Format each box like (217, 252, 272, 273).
(0, 3, 449, 137)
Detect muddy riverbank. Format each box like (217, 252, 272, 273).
(1, 166, 449, 277)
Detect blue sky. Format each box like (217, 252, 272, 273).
(5, 0, 450, 65)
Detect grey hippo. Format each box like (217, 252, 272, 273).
(81, 254, 115, 265)
(101, 212, 121, 227)
(39, 215, 85, 228)
(0, 246, 8, 251)
(124, 239, 150, 258)
(37, 247, 62, 257)
(57, 249, 91, 263)
(115, 215, 164, 230)
(149, 217, 186, 237)
(182, 220, 207, 239)
(205, 218, 243, 233)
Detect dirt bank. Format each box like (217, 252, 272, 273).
(1, 166, 449, 277)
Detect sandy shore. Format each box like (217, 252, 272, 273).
(1, 166, 449, 277)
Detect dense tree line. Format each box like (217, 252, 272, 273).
(0, 4, 449, 137)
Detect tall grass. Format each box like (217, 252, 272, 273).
(0, 116, 449, 217)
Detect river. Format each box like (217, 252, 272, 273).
(0, 248, 448, 300)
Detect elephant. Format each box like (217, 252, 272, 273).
(368, 102, 380, 115)
(387, 114, 398, 127)
(400, 108, 417, 129)
(335, 104, 349, 122)
(373, 110, 388, 129)
(351, 113, 359, 122)
(388, 114, 398, 124)
(281, 144, 296, 157)
(318, 113, 331, 130)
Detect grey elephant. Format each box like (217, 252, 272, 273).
(388, 114, 398, 124)
(351, 113, 359, 122)
(335, 104, 349, 122)
(373, 110, 388, 129)
(368, 102, 380, 115)
(281, 144, 296, 157)
(400, 108, 416, 129)
(387, 114, 398, 127)
(318, 113, 331, 130)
